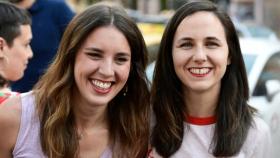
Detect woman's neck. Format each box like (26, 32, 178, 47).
(184, 87, 220, 117)
(72, 88, 109, 131)
(73, 100, 109, 129)
(74, 100, 110, 156)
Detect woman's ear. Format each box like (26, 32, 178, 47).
(0, 37, 7, 58)
(0, 38, 4, 58)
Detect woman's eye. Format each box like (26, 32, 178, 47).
(116, 57, 129, 64)
(179, 42, 193, 49)
(25, 43, 31, 48)
(87, 52, 102, 59)
(206, 42, 219, 48)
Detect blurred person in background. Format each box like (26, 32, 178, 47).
(0, 2, 150, 157)
(9, 0, 75, 92)
(0, 1, 33, 103)
(149, 1, 271, 157)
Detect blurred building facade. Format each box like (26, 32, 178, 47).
(137, 0, 160, 14)
(231, 0, 280, 35)
(263, 0, 280, 36)
(136, 0, 280, 37)
(68, 0, 280, 35)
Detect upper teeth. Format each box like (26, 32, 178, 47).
(189, 68, 210, 75)
(93, 80, 111, 89)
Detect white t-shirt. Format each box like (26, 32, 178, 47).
(149, 116, 271, 158)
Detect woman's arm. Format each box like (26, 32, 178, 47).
(0, 96, 22, 157)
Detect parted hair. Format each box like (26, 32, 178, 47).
(151, 0, 255, 157)
(34, 3, 150, 158)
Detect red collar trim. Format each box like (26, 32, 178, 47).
(185, 115, 216, 125)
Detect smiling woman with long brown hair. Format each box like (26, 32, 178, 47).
(0, 3, 150, 158)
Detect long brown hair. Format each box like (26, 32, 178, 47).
(151, 1, 255, 157)
(34, 3, 150, 158)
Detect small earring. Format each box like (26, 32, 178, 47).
(123, 86, 128, 96)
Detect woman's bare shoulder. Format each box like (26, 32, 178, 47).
(0, 94, 22, 118)
(0, 95, 22, 156)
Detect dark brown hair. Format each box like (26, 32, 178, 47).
(151, 0, 255, 157)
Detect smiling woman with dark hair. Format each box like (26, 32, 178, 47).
(149, 1, 271, 157)
(0, 3, 150, 158)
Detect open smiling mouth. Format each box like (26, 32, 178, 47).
(92, 80, 112, 90)
(188, 67, 211, 76)
(91, 79, 114, 94)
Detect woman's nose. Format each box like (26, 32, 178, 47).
(193, 47, 207, 63)
(98, 60, 114, 77)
